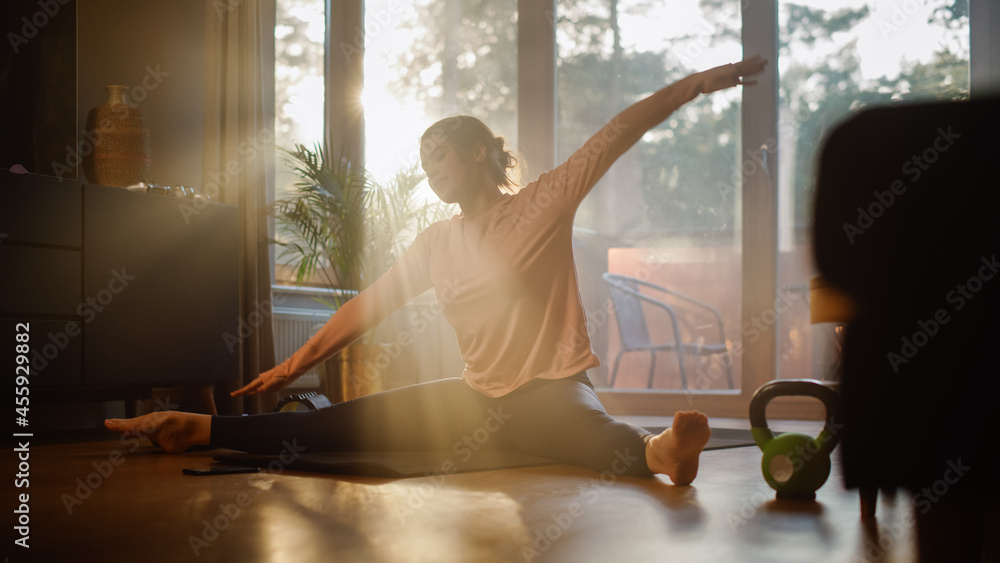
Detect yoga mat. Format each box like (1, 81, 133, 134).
(214, 449, 554, 478)
(648, 427, 758, 452)
(211, 428, 756, 478)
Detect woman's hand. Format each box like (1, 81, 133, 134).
(231, 364, 295, 396)
(696, 55, 768, 94)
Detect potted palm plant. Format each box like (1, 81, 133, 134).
(271, 143, 451, 400)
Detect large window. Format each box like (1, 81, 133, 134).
(278, 0, 982, 416)
(274, 0, 326, 285)
(557, 0, 744, 395)
(775, 0, 969, 384)
(363, 0, 518, 186)
(274, 0, 325, 156)
(554, 0, 970, 417)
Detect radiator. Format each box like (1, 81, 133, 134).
(272, 306, 332, 390)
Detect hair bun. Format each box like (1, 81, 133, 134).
(421, 115, 521, 190)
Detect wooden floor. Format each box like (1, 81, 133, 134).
(8, 422, 922, 563)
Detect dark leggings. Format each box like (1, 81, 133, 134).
(211, 373, 654, 477)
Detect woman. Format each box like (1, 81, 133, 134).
(106, 55, 767, 485)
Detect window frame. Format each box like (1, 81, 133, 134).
(311, 0, 997, 419)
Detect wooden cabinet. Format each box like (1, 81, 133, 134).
(0, 169, 239, 401)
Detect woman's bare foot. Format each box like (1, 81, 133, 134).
(104, 411, 211, 453)
(645, 411, 712, 485)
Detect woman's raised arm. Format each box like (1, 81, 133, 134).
(542, 55, 767, 207)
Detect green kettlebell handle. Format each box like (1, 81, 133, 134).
(749, 379, 842, 456)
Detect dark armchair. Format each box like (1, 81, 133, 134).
(813, 96, 1000, 560)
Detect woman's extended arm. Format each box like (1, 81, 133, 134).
(616, 55, 767, 142)
(541, 55, 767, 207)
(232, 235, 435, 396)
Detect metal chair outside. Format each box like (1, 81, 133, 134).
(602, 272, 733, 389)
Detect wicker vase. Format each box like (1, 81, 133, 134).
(86, 85, 152, 187)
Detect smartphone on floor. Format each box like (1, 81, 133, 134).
(182, 466, 260, 476)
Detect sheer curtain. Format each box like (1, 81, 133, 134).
(202, 0, 277, 415)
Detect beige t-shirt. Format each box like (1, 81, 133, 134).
(279, 75, 702, 397)
(394, 182, 601, 397)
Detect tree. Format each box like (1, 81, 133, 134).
(375, 0, 970, 236)
(387, 0, 519, 141)
(778, 1, 969, 228)
(274, 0, 325, 146)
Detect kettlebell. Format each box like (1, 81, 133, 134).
(749, 379, 841, 500)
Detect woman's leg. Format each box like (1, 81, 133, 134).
(106, 378, 499, 455)
(491, 373, 654, 477)
(210, 378, 495, 454)
(105, 374, 711, 483)
(492, 373, 711, 484)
